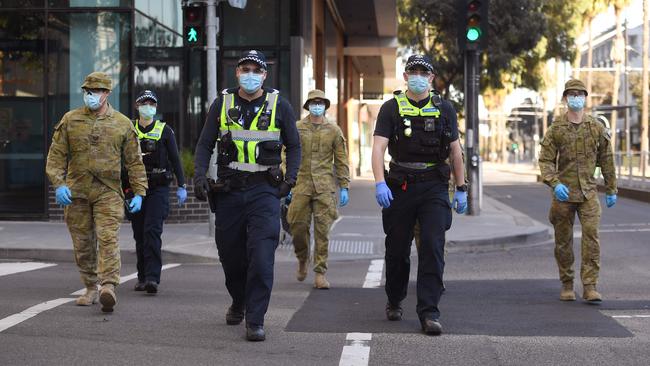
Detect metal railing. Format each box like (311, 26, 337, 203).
(597, 151, 650, 189)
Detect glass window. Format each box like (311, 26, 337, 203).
(324, 11, 339, 117)
(48, 0, 131, 7)
(135, 11, 182, 48)
(0, 11, 46, 217)
(47, 11, 132, 125)
(135, 0, 182, 35)
(222, 0, 277, 47)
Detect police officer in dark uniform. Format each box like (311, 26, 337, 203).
(128, 90, 187, 294)
(371, 55, 467, 336)
(193, 50, 300, 342)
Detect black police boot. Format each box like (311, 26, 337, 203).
(144, 281, 158, 294)
(385, 302, 403, 321)
(246, 324, 266, 342)
(226, 304, 245, 325)
(134, 281, 146, 291)
(420, 317, 442, 336)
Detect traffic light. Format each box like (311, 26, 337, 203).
(183, 4, 205, 48)
(457, 0, 488, 51)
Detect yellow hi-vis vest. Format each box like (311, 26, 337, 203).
(135, 120, 165, 141)
(394, 92, 441, 118)
(219, 90, 281, 172)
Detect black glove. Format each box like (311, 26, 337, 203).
(193, 175, 210, 201)
(278, 181, 292, 198)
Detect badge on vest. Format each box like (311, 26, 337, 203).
(424, 118, 435, 132)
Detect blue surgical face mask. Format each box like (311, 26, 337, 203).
(407, 75, 431, 95)
(238, 72, 263, 94)
(567, 95, 586, 111)
(138, 105, 157, 120)
(309, 104, 326, 117)
(83, 91, 102, 110)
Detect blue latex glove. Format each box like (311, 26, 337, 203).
(453, 191, 468, 214)
(177, 187, 187, 206)
(285, 191, 292, 205)
(554, 183, 569, 202)
(55, 186, 72, 206)
(375, 182, 393, 208)
(128, 195, 143, 213)
(606, 194, 617, 208)
(339, 188, 349, 207)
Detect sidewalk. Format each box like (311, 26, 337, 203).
(0, 176, 551, 263)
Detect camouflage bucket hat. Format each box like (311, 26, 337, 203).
(563, 79, 588, 96)
(303, 89, 330, 110)
(81, 72, 112, 91)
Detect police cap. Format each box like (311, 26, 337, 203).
(238, 50, 267, 70)
(405, 54, 435, 73)
(136, 90, 158, 104)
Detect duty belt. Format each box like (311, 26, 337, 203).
(209, 171, 269, 192)
(386, 164, 447, 191)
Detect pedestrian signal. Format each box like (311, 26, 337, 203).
(457, 0, 489, 51)
(183, 4, 205, 48)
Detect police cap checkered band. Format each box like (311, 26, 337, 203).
(136, 90, 158, 104)
(405, 54, 434, 73)
(238, 50, 267, 70)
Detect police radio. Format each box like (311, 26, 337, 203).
(217, 108, 240, 165)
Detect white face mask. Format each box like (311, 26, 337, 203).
(138, 104, 157, 119)
(83, 91, 103, 110)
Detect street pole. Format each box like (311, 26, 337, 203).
(206, 0, 219, 236)
(464, 49, 481, 215)
(643, 0, 649, 170)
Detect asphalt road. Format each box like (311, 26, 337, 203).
(2, 179, 650, 365)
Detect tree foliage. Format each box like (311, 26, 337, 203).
(398, 0, 581, 101)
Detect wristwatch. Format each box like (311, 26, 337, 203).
(456, 184, 468, 192)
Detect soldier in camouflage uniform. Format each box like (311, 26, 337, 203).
(46, 72, 148, 312)
(287, 89, 350, 289)
(539, 79, 617, 303)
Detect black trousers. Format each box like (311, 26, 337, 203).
(382, 179, 452, 320)
(131, 185, 170, 284)
(214, 182, 280, 327)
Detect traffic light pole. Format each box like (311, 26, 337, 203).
(206, 0, 219, 236)
(464, 49, 481, 215)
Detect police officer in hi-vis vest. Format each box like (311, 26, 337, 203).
(193, 50, 301, 342)
(128, 90, 187, 295)
(371, 55, 467, 336)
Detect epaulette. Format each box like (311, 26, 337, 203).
(221, 88, 229, 95)
(393, 90, 403, 95)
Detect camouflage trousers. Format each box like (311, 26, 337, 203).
(64, 178, 124, 287)
(287, 192, 338, 274)
(549, 196, 602, 285)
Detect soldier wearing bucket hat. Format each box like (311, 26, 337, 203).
(46, 71, 147, 313)
(286, 89, 350, 289)
(539, 78, 617, 303)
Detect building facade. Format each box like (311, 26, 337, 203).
(0, 0, 396, 220)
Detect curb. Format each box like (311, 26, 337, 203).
(0, 248, 218, 264)
(536, 174, 650, 204)
(447, 227, 550, 248)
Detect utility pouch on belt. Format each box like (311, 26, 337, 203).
(256, 140, 282, 165)
(267, 166, 284, 187)
(209, 178, 231, 193)
(207, 192, 217, 213)
(217, 131, 236, 166)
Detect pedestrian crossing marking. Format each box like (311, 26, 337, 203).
(0, 262, 57, 277)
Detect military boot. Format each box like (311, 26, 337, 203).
(559, 281, 576, 301)
(226, 303, 245, 325)
(99, 284, 117, 313)
(314, 273, 330, 289)
(385, 302, 403, 321)
(583, 284, 602, 303)
(296, 260, 308, 282)
(75, 286, 98, 306)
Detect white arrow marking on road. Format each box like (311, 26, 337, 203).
(0, 264, 182, 333)
(0, 298, 75, 332)
(338, 259, 384, 366)
(0, 262, 57, 277)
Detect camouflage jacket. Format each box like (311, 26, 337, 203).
(539, 113, 617, 202)
(293, 116, 350, 195)
(46, 104, 148, 199)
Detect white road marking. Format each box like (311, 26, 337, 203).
(330, 216, 343, 231)
(362, 259, 384, 288)
(0, 264, 182, 333)
(338, 260, 384, 366)
(70, 263, 181, 296)
(0, 298, 75, 332)
(612, 315, 650, 319)
(339, 332, 372, 366)
(0, 262, 57, 277)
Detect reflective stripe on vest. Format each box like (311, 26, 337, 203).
(394, 93, 441, 118)
(219, 91, 280, 171)
(135, 120, 165, 141)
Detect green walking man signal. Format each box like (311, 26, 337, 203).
(187, 27, 198, 43)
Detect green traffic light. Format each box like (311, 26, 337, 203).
(187, 27, 198, 42)
(466, 27, 481, 42)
